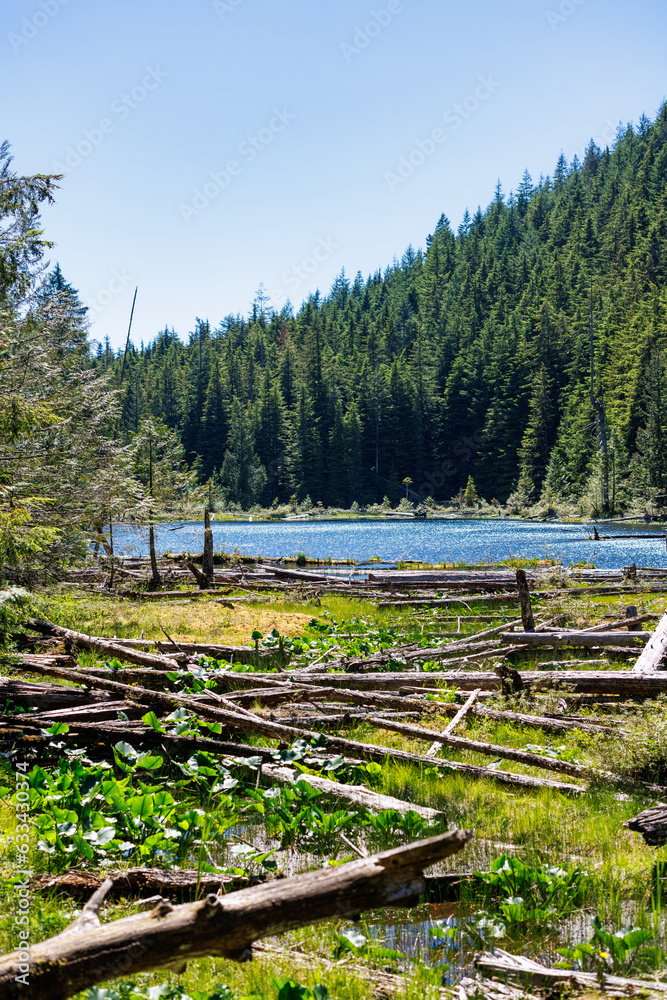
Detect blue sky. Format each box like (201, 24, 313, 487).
(3, 0, 666, 348)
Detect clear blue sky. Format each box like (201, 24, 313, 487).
(3, 0, 666, 348)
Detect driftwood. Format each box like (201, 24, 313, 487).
(7, 661, 586, 794)
(624, 805, 667, 846)
(31, 868, 262, 901)
(365, 715, 585, 777)
(93, 637, 274, 665)
(474, 947, 667, 996)
(261, 763, 443, 820)
(0, 677, 112, 710)
(367, 716, 667, 796)
(500, 630, 649, 648)
(219, 669, 667, 696)
(0, 829, 472, 1000)
(27, 619, 182, 670)
(427, 688, 480, 756)
(632, 610, 667, 674)
(435, 701, 618, 736)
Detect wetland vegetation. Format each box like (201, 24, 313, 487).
(2, 565, 667, 998)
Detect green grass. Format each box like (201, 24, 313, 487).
(2, 583, 667, 995)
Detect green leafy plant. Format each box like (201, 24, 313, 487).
(270, 978, 329, 1000)
(465, 855, 588, 941)
(557, 916, 660, 976)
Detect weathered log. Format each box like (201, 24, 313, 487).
(31, 868, 262, 901)
(366, 715, 585, 777)
(215, 669, 667, 697)
(427, 688, 480, 756)
(0, 829, 472, 1000)
(632, 610, 667, 674)
(474, 947, 667, 995)
(581, 612, 651, 632)
(185, 559, 211, 589)
(26, 620, 182, 670)
(0, 677, 111, 710)
(8, 661, 586, 794)
(261, 763, 443, 821)
(435, 701, 618, 736)
(500, 631, 649, 648)
(27, 700, 143, 722)
(93, 637, 274, 665)
(624, 805, 667, 846)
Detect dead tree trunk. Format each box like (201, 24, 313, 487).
(515, 569, 535, 631)
(632, 609, 667, 674)
(202, 506, 214, 587)
(0, 830, 471, 1000)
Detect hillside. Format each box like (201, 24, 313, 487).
(100, 103, 667, 514)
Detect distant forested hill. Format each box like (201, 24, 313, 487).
(97, 103, 667, 513)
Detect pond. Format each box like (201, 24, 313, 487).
(110, 518, 667, 570)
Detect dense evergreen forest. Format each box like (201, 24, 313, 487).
(97, 103, 667, 513)
(1, 105, 667, 579)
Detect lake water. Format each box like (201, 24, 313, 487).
(110, 518, 667, 570)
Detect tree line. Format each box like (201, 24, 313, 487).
(1, 103, 666, 578)
(101, 103, 667, 513)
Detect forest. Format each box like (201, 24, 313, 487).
(1, 103, 667, 579)
(100, 103, 667, 513)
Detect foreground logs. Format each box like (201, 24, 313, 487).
(0, 829, 472, 1000)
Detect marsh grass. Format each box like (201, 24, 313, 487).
(3, 584, 667, 995)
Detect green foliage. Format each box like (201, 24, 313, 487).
(558, 916, 660, 976)
(269, 980, 329, 1000)
(465, 855, 589, 941)
(595, 700, 667, 784)
(0, 586, 33, 648)
(84, 984, 237, 1000)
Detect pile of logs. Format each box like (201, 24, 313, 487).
(4, 598, 667, 798)
(58, 556, 667, 608)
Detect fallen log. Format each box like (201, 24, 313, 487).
(215, 669, 667, 697)
(261, 763, 443, 821)
(0, 829, 472, 1000)
(0, 677, 112, 711)
(632, 609, 667, 674)
(582, 613, 652, 632)
(500, 631, 649, 648)
(427, 688, 480, 756)
(94, 637, 274, 665)
(26, 620, 182, 671)
(365, 715, 586, 777)
(435, 701, 618, 736)
(31, 868, 263, 901)
(624, 805, 667, 846)
(8, 662, 586, 794)
(474, 947, 667, 996)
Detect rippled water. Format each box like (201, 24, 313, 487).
(110, 518, 667, 569)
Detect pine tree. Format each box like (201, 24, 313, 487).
(220, 399, 266, 508)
